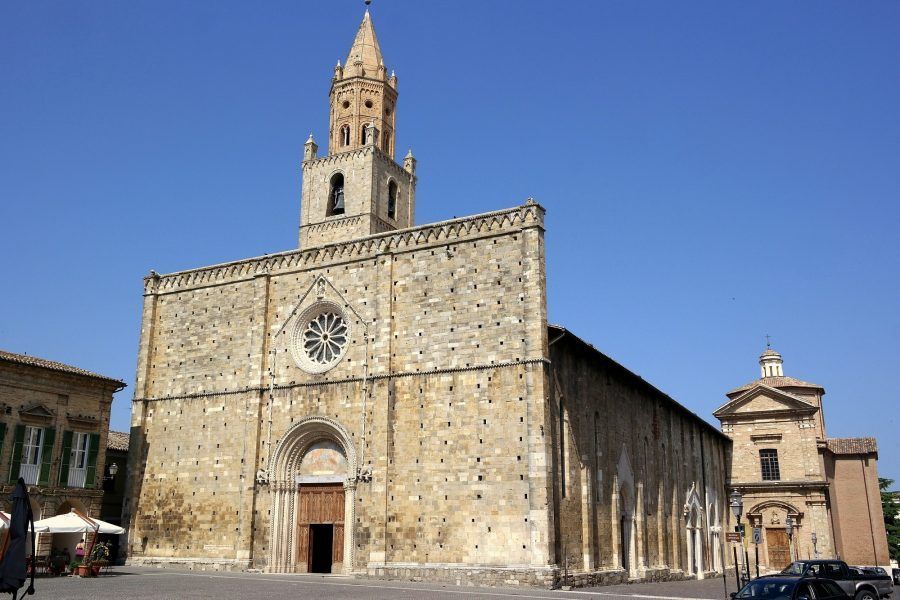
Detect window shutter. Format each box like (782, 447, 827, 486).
(8, 425, 25, 484)
(38, 427, 55, 485)
(58, 430, 73, 487)
(85, 433, 101, 487)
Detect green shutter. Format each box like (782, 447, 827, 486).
(37, 427, 55, 485)
(85, 433, 100, 487)
(8, 425, 25, 484)
(58, 430, 73, 487)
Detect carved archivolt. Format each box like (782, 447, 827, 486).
(268, 415, 358, 484)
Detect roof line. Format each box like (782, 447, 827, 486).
(548, 325, 730, 443)
(0, 350, 126, 390)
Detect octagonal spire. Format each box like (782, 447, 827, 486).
(345, 10, 385, 78)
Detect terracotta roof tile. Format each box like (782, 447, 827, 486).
(0, 350, 125, 388)
(107, 431, 130, 452)
(727, 375, 823, 396)
(825, 437, 878, 455)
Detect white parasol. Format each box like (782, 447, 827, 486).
(0, 511, 49, 532)
(33, 509, 123, 535)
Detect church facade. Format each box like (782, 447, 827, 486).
(715, 347, 890, 570)
(125, 11, 730, 586)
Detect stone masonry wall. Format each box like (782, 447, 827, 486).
(549, 334, 731, 581)
(128, 202, 556, 580)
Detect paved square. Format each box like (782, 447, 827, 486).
(30, 566, 740, 600)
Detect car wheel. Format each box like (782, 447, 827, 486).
(854, 590, 875, 600)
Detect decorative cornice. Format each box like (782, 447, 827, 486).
(143, 203, 544, 295)
(132, 357, 549, 404)
(728, 480, 828, 491)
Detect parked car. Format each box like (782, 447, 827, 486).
(779, 561, 893, 600)
(731, 575, 851, 600)
(892, 569, 900, 586)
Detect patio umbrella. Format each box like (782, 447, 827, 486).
(0, 513, 48, 532)
(33, 509, 124, 535)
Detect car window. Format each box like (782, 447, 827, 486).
(811, 581, 837, 599)
(824, 582, 844, 597)
(824, 563, 843, 578)
(795, 583, 813, 600)
(737, 580, 797, 600)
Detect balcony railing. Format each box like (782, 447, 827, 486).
(67, 468, 86, 488)
(19, 464, 39, 485)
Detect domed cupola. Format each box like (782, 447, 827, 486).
(759, 346, 784, 378)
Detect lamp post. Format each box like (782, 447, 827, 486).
(730, 490, 748, 586)
(785, 515, 795, 563)
(811, 532, 818, 559)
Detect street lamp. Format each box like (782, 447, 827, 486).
(729, 490, 749, 585)
(730, 489, 743, 521)
(103, 462, 119, 482)
(785, 515, 795, 562)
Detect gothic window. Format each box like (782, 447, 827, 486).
(383, 132, 391, 154)
(361, 125, 368, 145)
(327, 172, 345, 216)
(760, 449, 781, 481)
(340, 125, 350, 147)
(387, 180, 397, 219)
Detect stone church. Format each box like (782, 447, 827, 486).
(715, 347, 890, 570)
(125, 10, 731, 586)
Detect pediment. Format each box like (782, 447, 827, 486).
(713, 384, 817, 418)
(19, 403, 55, 420)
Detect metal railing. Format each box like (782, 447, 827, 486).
(19, 464, 39, 485)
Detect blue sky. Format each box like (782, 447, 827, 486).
(1, 1, 898, 481)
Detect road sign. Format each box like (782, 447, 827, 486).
(753, 527, 762, 545)
(726, 532, 741, 543)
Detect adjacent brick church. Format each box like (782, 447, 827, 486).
(125, 10, 734, 585)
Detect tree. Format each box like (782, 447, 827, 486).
(879, 477, 900, 562)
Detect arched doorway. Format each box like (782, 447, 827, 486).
(685, 485, 704, 578)
(51, 499, 88, 560)
(616, 446, 636, 577)
(268, 416, 357, 574)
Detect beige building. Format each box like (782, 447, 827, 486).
(125, 10, 731, 586)
(714, 347, 890, 570)
(0, 350, 124, 557)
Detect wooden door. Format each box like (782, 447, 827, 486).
(766, 528, 791, 570)
(296, 484, 345, 572)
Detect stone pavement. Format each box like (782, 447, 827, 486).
(30, 566, 742, 600)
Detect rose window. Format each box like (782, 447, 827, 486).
(291, 301, 350, 374)
(302, 312, 347, 365)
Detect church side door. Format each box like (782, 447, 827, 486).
(765, 529, 791, 570)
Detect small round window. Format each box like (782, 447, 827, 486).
(291, 302, 350, 374)
(342, 100, 350, 109)
(364, 100, 373, 109)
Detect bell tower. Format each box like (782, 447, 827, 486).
(298, 9, 417, 249)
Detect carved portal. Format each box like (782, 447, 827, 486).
(268, 417, 357, 574)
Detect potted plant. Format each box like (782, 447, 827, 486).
(89, 542, 110, 576)
(69, 559, 88, 577)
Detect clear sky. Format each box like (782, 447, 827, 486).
(1, 1, 898, 481)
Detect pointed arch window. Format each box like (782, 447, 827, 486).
(340, 125, 350, 147)
(327, 172, 345, 217)
(387, 180, 397, 219)
(382, 132, 391, 155)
